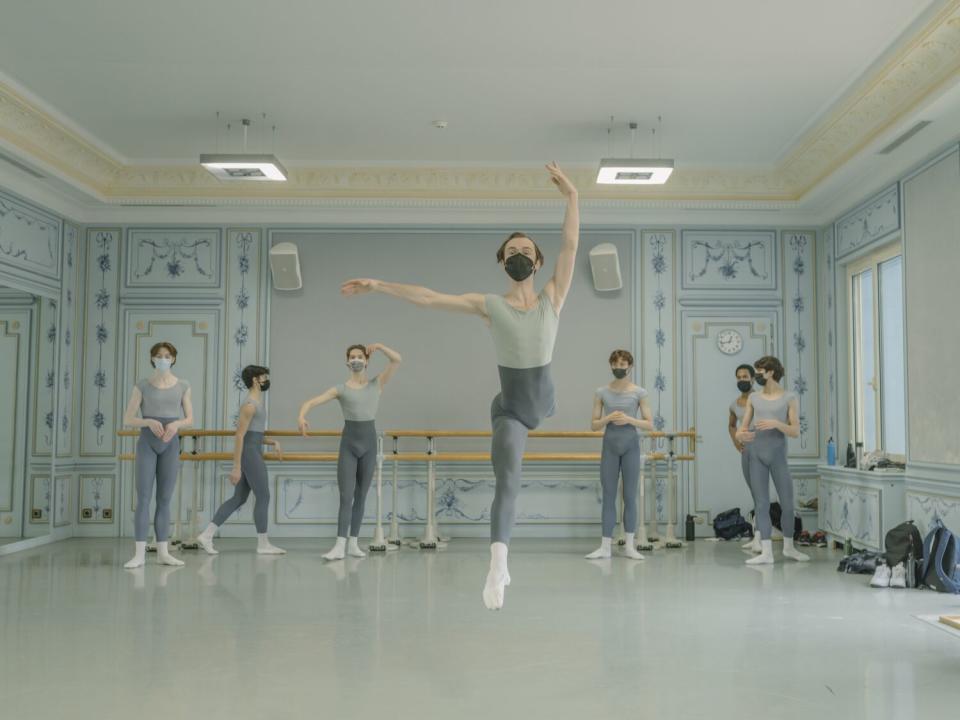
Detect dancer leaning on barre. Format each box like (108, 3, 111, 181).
(586, 349, 653, 560)
(341, 162, 579, 610)
(121, 341, 194, 569)
(297, 343, 402, 561)
(735, 356, 809, 565)
(196, 365, 286, 555)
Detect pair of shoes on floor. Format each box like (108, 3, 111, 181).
(870, 561, 907, 588)
(810, 531, 828, 548)
(796, 530, 812, 547)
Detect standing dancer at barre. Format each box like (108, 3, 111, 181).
(586, 349, 653, 560)
(121, 341, 193, 569)
(341, 163, 579, 609)
(298, 343, 402, 560)
(735, 356, 809, 564)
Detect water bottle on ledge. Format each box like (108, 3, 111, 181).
(827, 437, 836, 466)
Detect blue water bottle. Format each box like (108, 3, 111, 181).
(827, 437, 836, 466)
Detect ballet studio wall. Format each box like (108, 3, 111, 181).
(1, 147, 958, 541)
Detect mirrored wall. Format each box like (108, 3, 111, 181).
(0, 285, 57, 548)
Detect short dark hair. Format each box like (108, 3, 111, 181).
(735, 364, 755, 377)
(149, 341, 177, 367)
(754, 355, 785, 381)
(496, 232, 544, 268)
(241, 365, 269, 389)
(345, 344, 368, 360)
(609, 349, 634, 366)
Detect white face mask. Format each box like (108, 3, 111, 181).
(348, 359, 366, 372)
(153, 357, 173, 371)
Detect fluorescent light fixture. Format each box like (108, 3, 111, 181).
(200, 154, 288, 182)
(596, 158, 674, 185)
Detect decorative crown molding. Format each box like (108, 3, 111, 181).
(0, 0, 958, 206)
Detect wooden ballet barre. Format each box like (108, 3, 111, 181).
(117, 452, 341, 462)
(116, 429, 342, 438)
(392, 452, 694, 462)
(385, 429, 696, 439)
(117, 428, 695, 440)
(117, 451, 694, 463)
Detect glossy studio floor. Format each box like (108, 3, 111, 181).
(2, 537, 959, 720)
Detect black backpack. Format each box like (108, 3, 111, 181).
(920, 519, 960, 593)
(713, 508, 752, 541)
(884, 520, 923, 585)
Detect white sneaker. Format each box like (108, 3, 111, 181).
(870, 563, 891, 588)
(889, 562, 907, 589)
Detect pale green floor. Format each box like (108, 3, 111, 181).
(2, 538, 959, 720)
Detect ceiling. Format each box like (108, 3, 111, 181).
(0, 0, 937, 163)
(0, 0, 957, 219)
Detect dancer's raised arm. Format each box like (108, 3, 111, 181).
(341, 278, 487, 318)
(542, 162, 579, 314)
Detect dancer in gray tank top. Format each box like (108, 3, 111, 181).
(730, 364, 761, 552)
(586, 349, 653, 560)
(121, 341, 193, 569)
(736, 355, 809, 564)
(341, 163, 580, 609)
(299, 343, 402, 561)
(196, 365, 286, 555)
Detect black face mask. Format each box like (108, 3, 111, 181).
(755, 375, 767, 387)
(504, 254, 535, 281)
(737, 380, 752, 393)
(612, 368, 629, 379)
(259, 380, 271, 392)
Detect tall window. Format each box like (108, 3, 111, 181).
(847, 242, 905, 457)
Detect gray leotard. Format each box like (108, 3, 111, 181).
(334, 378, 381, 537)
(335, 378, 381, 421)
(137, 378, 190, 418)
(212, 393, 271, 533)
(597, 385, 646, 537)
(133, 378, 189, 542)
(485, 291, 559, 544)
(747, 390, 798, 540)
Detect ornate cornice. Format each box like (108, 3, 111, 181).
(781, 0, 960, 194)
(0, 84, 119, 192)
(0, 1, 957, 205)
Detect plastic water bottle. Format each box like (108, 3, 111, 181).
(827, 437, 836, 466)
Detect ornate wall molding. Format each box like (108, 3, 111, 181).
(124, 228, 222, 290)
(680, 230, 778, 291)
(79, 229, 121, 456)
(1, 2, 958, 205)
(835, 184, 901, 258)
(57, 223, 79, 457)
(782, 231, 820, 457)
(0, 190, 61, 282)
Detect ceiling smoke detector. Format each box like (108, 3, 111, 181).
(200, 116, 287, 182)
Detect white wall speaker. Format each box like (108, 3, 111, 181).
(589, 243, 622, 291)
(269, 242, 302, 290)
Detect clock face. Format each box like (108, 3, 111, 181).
(717, 329, 743, 355)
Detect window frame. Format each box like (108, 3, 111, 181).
(846, 240, 905, 462)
